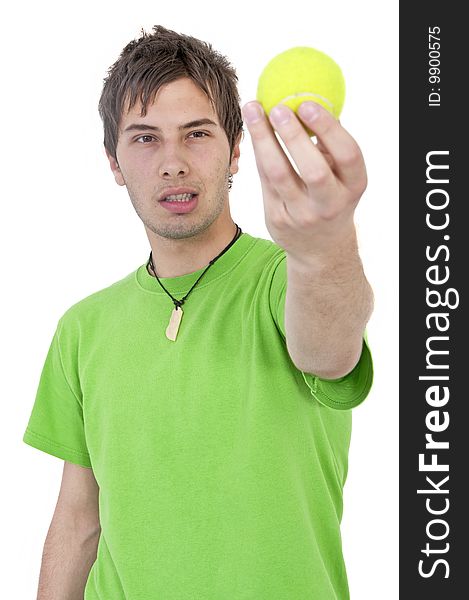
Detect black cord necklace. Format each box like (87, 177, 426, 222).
(146, 224, 243, 340)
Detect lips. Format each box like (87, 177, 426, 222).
(160, 194, 199, 214)
(158, 187, 199, 202)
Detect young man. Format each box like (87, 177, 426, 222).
(23, 25, 374, 599)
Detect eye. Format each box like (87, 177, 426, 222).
(135, 135, 156, 144)
(188, 131, 209, 139)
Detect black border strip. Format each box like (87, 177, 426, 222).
(400, 4, 467, 596)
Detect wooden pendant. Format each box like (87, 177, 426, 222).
(166, 306, 183, 341)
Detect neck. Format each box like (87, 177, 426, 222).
(146, 219, 239, 278)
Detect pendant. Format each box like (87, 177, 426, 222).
(166, 306, 183, 341)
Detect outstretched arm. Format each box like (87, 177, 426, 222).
(242, 100, 374, 379)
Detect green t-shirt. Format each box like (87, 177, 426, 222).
(23, 232, 373, 599)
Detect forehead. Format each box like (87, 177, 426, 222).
(121, 77, 218, 126)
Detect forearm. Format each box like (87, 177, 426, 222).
(284, 229, 374, 379)
(36, 519, 100, 600)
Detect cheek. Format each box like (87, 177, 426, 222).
(119, 157, 156, 189)
(202, 149, 230, 176)
(194, 139, 230, 168)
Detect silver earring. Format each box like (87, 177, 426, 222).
(228, 173, 233, 190)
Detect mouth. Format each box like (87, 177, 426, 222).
(159, 193, 199, 214)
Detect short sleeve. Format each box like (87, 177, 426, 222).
(22, 317, 92, 467)
(269, 254, 374, 410)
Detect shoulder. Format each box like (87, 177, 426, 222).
(57, 267, 138, 334)
(243, 233, 285, 270)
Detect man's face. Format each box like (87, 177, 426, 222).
(108, 77, 240, 240)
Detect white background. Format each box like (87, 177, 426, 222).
(1, 0, 398, 597)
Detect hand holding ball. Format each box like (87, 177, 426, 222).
(256, 47, 345, 137)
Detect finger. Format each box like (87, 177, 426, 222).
(297, 102, 367, 190)
(268, 103, 336, 199)
(316, 139, 335, 170)
(242, 101, 304, 202)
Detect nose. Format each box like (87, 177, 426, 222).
(158, 144, 189, 179)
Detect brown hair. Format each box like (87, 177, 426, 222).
(98, 25, 244, 161)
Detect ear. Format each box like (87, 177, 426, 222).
(105, 148, 126, 186)
(229, 132, 242, 176)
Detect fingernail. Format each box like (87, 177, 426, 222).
(270, 104, 291, 125)
(243, 102, 263, 124)
(298, 101, 320, 121)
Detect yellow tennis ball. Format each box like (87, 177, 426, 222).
(256, 46, 346, 137)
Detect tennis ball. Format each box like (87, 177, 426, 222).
(256, 46, 345, 137)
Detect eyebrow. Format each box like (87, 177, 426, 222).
(123, 118, 218, 133)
